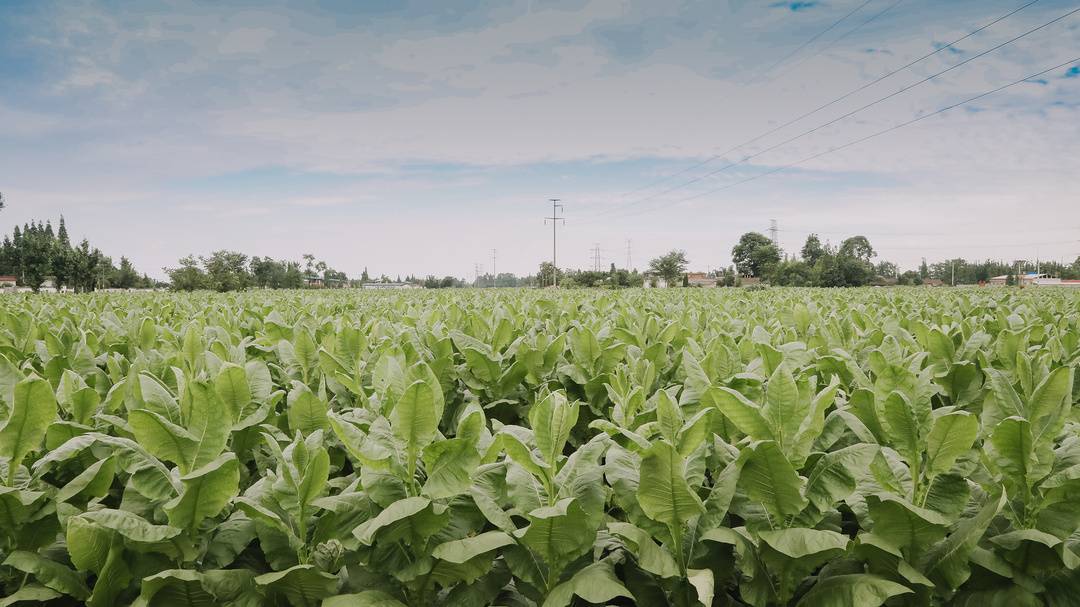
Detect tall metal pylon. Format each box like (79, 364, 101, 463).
(769, 219, 779, 246)
(544, 199, 564, 287)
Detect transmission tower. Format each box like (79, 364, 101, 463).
(769, 219, 779, 246)
(544, 199, 564, 287)
(625, 239, 632, 270)
(491, 249, 497, 288)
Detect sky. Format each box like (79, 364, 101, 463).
(1, 0, 1079, 280)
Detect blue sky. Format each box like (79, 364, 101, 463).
(2, 0, 1079, 278)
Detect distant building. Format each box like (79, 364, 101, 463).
(922, 278, 945, 287)
(686, 272, 718, 287)
(988, 272, 1048, 287)
(0, 275, 16, 289)
(1032, 276, 1080, 288)
(304, 275, 345, 288)
(643, 273, 668, 288)
(361, 282, 421, 290)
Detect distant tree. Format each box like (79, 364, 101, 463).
(897, 270, 923, 285)
(801, 234, 825, 264)
(21, 228, 53, 292)
(202, 250, 251, 292)
(771, 260, 813, 286)
(839, 235, 875, 262)
(113, 256, 139, 289)
(537, 261, 563, 287)
(732, 232, 780, 277)
(875, 260, 898, 279)
(165, 255, 208, 291)
(648, 250, 689, 286)
(918, 258, 930, 279)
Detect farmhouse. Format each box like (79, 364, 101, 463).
(1032, 276, 1080, 288)
(686, 272, 718, 287)
(988, 272, 1054, 287)
(358, 280, 416, 287)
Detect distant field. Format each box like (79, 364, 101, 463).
(1, 287, 1078, 606)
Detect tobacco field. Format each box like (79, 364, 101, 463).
(0, 287, 1079, 606)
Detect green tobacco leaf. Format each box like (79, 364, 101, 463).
(990, 417, 1036, 493)
(796, 574, 913, 607)
(2, 551, 90, 600)
(0, 376, 57, 484)
(214, 363, 250, 424)
(882, 391, 920, 465)
(529, 391, 579, 468)
(867, 495, 949, 559)
(391, 380, 438, 479)
(761, 364, 802, 448)
(353, 496, 445, 546)
(542, 559, 633, 607)
(923, 490, 1005, 590)
(433, 531, 514, 563)
(710, 386, 775, 440)
(925, 412, 978, 476)
(517, 498, 595, 570)
(423, 437, 480, 499)
(323, 591, 407, 607)
(607, 521, 680, 578)
(0, 586, 62, 607)
(286, 382, 329, 436)
(739, 440, 807, 521)
(128, 408, 198, 472)
(636, 441, 704, 529)
(254, 564, 338, 607)
(165, 452, 240, 531)
(186, 380, 231, 471)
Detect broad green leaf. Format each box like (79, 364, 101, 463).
(286, 382, 329, 436)
(796, 574, 913, 607)
(925, 412, 978, 475)
(2, 551, 90, 600)
(710, 386, 775, 440)
(165, 453, 240, 531)
(433, 531, 514, 563)
(637, 441, 704, 529)
(529, 391, 579, 468)
(254, 564, 337, 607)
(739, 440, 807, 521)
(128, 408, 198, 472)
(391, 380, 438, 478)
(0, 376, 57, 484)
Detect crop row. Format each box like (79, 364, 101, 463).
(0, 288, 1078, 606)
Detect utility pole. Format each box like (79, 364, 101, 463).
(625, 239, 632, 270)
(544, 199, 563, 287)
(491, 249, 497, 288)
(474, 263, 482, 288)
(950, 259, 955, 287)
(769, 219, 779, 247)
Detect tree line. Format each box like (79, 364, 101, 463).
(165, 251, 352, 292)
(0, 215, 156, 292)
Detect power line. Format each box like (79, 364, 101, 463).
(604, 53, 1080, 219)
(600, 5, 1079, 220)
(616, 55, 1080, 218)
(758, 0, 876, 79)
(774, 0, 907, 79)
(609, 0, 1045, 208)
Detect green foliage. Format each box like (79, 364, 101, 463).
(0, 286, 1076, 606)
